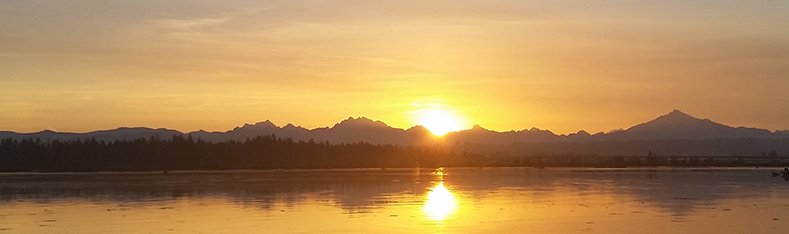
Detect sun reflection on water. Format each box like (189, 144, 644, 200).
(423, 182, 458, 221)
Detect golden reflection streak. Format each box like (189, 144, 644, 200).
(423, 182, 458, 221)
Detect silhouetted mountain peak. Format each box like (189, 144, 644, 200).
(607, 109, 775, 140)
(470, 124, 490, 131)
(573, 130, 591, 136)
(93, 127, 175, 134)
(526, 127, 555, 134)
(282, 123, 308, 132)
(661, 109, 704, 121)
(632, 110, 722, 131)
(332, 116, 390, 129)
(406, 125, 431, 133)
(234, 120, 278, 131)
(668, 109, 688, 116)
(454, 125, 498, 136)
(256, 120, 278, 127)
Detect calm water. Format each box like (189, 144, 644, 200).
(1, 168, 788, 233)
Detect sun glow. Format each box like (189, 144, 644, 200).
(423, 182, 458, 221)
(413, 107, 466, 136)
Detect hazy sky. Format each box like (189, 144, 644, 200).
(2, 0, 788, 134)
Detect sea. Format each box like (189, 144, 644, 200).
(1, 167, 788, 233)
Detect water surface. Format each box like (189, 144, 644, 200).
(1, 168, 788, 233)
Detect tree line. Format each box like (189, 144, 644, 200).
(2, 135, 788, 172)
(0, 135, 489, 172)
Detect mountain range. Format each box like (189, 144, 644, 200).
(2, 110, 788, 146)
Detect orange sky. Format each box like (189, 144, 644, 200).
(1, 0, 788, 134)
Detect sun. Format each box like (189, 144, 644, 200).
(413, 107, 466, 136)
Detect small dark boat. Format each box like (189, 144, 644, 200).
(773, 168, 789, 178)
